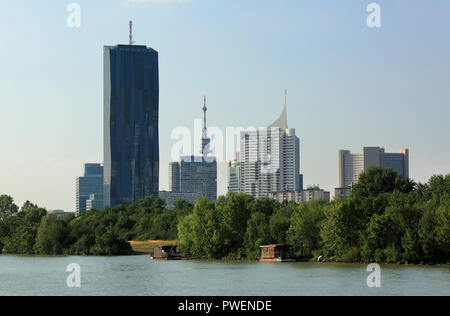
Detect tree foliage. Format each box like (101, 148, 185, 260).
(0, 168, 448, 262)
(179, 168, 450, 263)
(0, 195, 19, 221)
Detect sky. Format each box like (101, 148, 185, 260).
(0, 0, 449, 211)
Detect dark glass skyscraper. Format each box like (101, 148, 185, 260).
(103, 44, 159, 207)
(76, 163, 103, 216)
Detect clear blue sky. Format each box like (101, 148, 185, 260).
(0, 0, 449, 210)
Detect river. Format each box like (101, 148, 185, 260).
(0, 255, 448, 296)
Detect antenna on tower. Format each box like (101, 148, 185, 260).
(284, 89, 287, 107)
(129, 21, 135, 45)
(202, 96, 208, 138)
(200, 96, 211, 156)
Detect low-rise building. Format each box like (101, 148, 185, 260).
(333, 187, 352, 199)
(269, 186, 330, 204)
(48, 210, 76, 218)
(159, 191, 202, 210)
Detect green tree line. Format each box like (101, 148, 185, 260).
(178, 167, 449, 263)
(0, 196, 193, 255)
(0, 167, 449, 263)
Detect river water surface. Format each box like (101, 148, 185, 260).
(0, 255, 448, 296)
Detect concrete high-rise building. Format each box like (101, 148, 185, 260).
(76, 163, 103, 216)
(239, 90, 301, 198)
(335, 147, 409, 198)
(168, 98, 217, 202)
(103, 41, 159, 207)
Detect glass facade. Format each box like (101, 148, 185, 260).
(86, 194, 104, 211)
(169, 156, 217, 202)
(104, 45, 159, 207)
(76, 163, 103, 216)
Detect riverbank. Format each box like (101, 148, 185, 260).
(1, 251, 448, 267)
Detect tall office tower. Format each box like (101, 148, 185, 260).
(76, 163, 104, 216)
(228, 159, 241, 194)
(103, 27, 159, 207)
(168, 99, 217, 202)
(335, 147, 409, 197)
(239, 90, 301, 198)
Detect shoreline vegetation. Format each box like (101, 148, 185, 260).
(1, 167, 449, 264)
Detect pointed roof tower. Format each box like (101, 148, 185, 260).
(269, 89, 288, 130)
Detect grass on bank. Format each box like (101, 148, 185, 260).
(129, 240, 179, 254)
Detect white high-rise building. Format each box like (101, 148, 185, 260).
(238, 91, 301, 198)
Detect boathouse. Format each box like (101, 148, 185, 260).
(260, 244, 292, 262)
(152, 245, 180, 260)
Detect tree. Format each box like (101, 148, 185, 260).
(178, 214, 195, 253)
(91, 226, 132, 256)
(21, 201, 38, 212)
(320, 195, 363, 260)
(287, 201, 326, 257)
(0, 195, 19, 221)
(352, 167, 415, 221)
(243, 212, 271, 259)
(0, 206, 46, 254)
(178, 198, 222, 258)
(435, 196, 450, 261)
(352, 167, 415, 200)
(35, 214, 70, 255)
(419, 193, 450, 262)
(215, 194, 254, 257)
(270, 203, 295, 244)
(250, 197, 277, 217)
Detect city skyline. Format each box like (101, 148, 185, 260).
(1, 1, 449, 210)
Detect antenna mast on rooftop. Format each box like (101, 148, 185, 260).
(129, 21, 135, 45)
